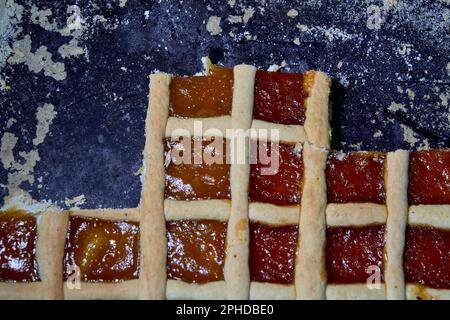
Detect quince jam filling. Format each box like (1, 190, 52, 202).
(326, 151, 386, 204)
(166, 220, 227, 284)
(326, 225, 385, 284)
(0, 209, 40, 282)
(253, 70, 314, 125)
(249, 223, 298, 284)
(408, 150, 450, 205)
(63, 216, 140, 282)
(169, 64, 233, 118)
(249, 142, 303, 206)
(164, 137, 231, 200)
(403, 226, 450, 289)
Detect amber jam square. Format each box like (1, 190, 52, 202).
(164, 137, 231, 201)
(404, 226, 450, 289)
(0, 209, 40, 282)
(249, 222, 298, 285)
(169, 64, 233, 118)
(249, 142, 303, 206)
(166, 220, 227, 284)
(408, 150, 450, 205)
(63, 216, 140, 282)
(253, 70, 314, 125)
(326, 225, 385, 284)
(326, 151, 386, 204)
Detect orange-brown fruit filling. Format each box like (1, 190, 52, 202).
(166, 220, 227, 284)
(63, 216, 140, 282)
(169, 64, 233, 118)
(164, 137, 231, 200)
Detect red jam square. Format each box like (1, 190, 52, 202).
(404, 226, 450, 289)
(326, 225, 385, 284)
(408, 150, 450, 205)
(249, 222, 298, 284)
(326, 151, 386, 204)
(253, 70, 312, 125)
(249, 142, 303, 206)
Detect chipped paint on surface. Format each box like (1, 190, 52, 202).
(0, 103, 59, 212)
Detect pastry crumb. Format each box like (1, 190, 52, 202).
(206, 16, 222, 36)
(287, 9, 298, 18)
(293, 37, 300, 45)
(296, 23, 308, 31)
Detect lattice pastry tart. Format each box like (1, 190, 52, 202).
(0, 60, 448, 300)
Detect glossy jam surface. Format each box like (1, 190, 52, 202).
(249, 223, 298, 284)
(253, 70, 311, 125)
(249, 142, 303, 205)
(63, 216, 140, 282)
(404, 226, 450, 289)
(326, 225, 385, 284)
(169, 64, 233, 118)
(165, 137, 231, 200)
(326, 151, 386, 204)
(166, 220, 227, 284)
(408, 150, 450, 205)
(0, 209, 40, 282)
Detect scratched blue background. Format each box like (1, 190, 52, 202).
(0, 0, 449, 209)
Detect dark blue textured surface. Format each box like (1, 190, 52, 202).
(0, 0, 449, 209)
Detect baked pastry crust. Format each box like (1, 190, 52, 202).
(164, 199, 230, 221)
(326, 203, 387, 226)
(250, 282, 295, 300)
(385, 150, 409, 300)
(139, 73, 171, 299)
(320, 149, 410, 300)
(166, 280, 227, 300)
(224, 64, 256, 300)
(296, 143, 328, 299)
(9, 63, 450, 301)
(326, 283, 386, 300)
(303, 71, 331, 148)
(166, 116, 231, 138)
(249, 203, 299, 225)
